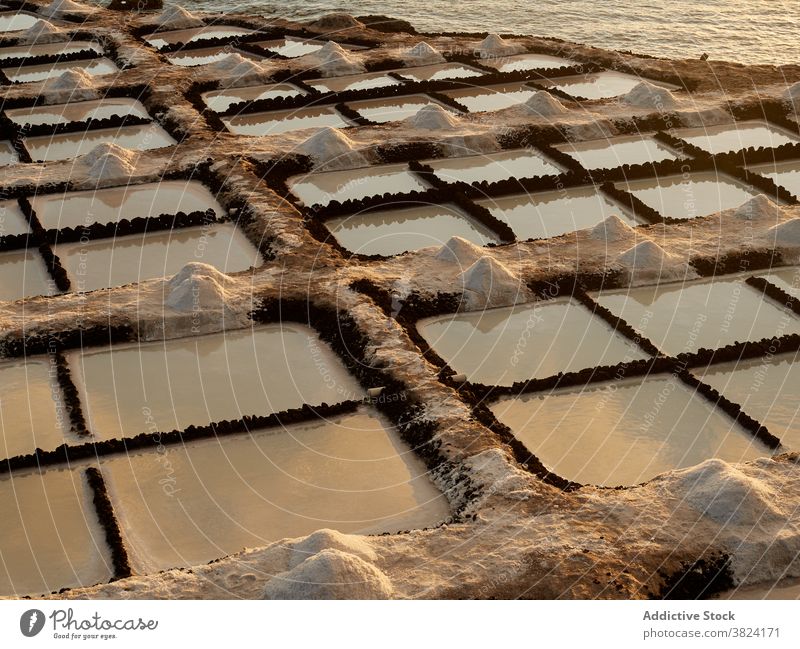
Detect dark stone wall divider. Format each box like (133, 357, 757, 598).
(17, 113, 152, 139)
(17, 196, 70, 291)
(0, 48, 102, 71)
(84, 467, 133, 581)
(654, 554, 734, 599)
(690, 250, 782, 277)
(678, 331, 800, 369)
(746, 275, 800, 316)
(54, 351, 88, 435)
(0, 323, 137, 358)
(599, 181, 664, 224)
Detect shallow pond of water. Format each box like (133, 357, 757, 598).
(426, 149, 562, 185)
(166, 46, 253, 67)
(145, 25, 255, 49)
(24, 123, 176, 161)
(0, 11, 38, 32)
(0, 40, 103, 60)
(442, 82, 536, 113)
(543, 71, 675, 100)
(288, 163, 428, 206)
(31, 179, 224, 230)
(6, 97, 150, 127)
(69, 324, 364, 440)
(674, 121, 800, 155)
(307, 71, 402, 93)
(203, 82, 305, 112)
(490, 375, 768, 486)
(617, 171, 759, 219)
(0, 249, 55, 301)
(222, 105, 351, 135)
(0, 199, 29, 236)
(3, 57, 119, 83)
(346, 95, 457, 123)
(101, 406, 447, 571)
(476, 185, 639, 240)
(593, 276, 800, 356)
(481, 52, 575, 73)
(699, 353, 800, 451)
(255, 37, 326, 58)
(746, 159, 800, 198)
(326, 203, 498, 256)
(0, 140, 18, 166)
(417, 298, 650, 386)
(0, 464, 112, 596)
(395, 63, 485, 82)
(555, 134, 681, 170)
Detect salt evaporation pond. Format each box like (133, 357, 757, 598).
(346, 95, 457, 123)
(0, 199, 29, 236)
(0, 140, 18, 166)
(490, 375, 768, 486)
(554, 134, 681, 170)
(395, 63, 485, 82)
(0, 40, 103, 60)
(617, 171, 759, 219)
(0, 11, 38, 32)
(69, 324, 365, 440)
(166, 46, 258, 67)
(0, 465, 112, 596)
(203, 82, 306, 112)
(418, 298, 649, 386)
(747, 159, 800, 198)
(31, 179, 224, 230)
(100, 407, 448, 572)
(426, 149, 562, 185)
(0, 250, 55, 301)
(699, 353, 800, 450)
(476, 185, 639, 240)
(288, 163, 428, 206)
(754, 266, 800, 299)
(0, 357, 69, 459)
(326, 203, 498, 255)
(307, 71, 402, 93)
(255, 37, 326, 58)
(593, 276, 800, 356)
(24, 123, 176, 161)
(3, 58, 119, 83)
(481, 53, 575, 73)
(144, 25, 255, 48)
(5, 97, 150, 127)
(54, 222, 260, 292)
(673, 120, 800, 155)
(543, 71, 675, 100)
(442, 82, 536, 112)
(222, 105, 351, 135)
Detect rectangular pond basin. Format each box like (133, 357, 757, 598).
(395, 63, 485, 82)
(255, 37, 331, 58)
(24, 123, 176, 162)
(166, 46, 261, 67)
(0, 465, 113, 596)
(0, 249, 55, 301)
(31, 179, 224, 230)
(0, 40, 103, 60)
(593, 275, 800, 357)
(222, 105, 352, 136)
(346, 95, 458, 124)
(0, 140, 18, 166)
(54, 222, 260, 292)
(288, 163, 428, 207)
(3, 57, 119, 83)
(490, 375, 769, 486)
(754, 265, 800, 299)
(307, 71, 403, 93)
(145, 25, 255, 49)
(101, 406, 447, 572)
(542, 71, 677, 100)
(673, 120, 800, 155)
(481, 52, 575, 73)
(746, 159, 800, 198)
(441, 82, 536, 113)
(0, 199, 29, 236)
(0, 356, 70, 459)
(554, 134, 682, 170)
(69, 324, 365, 440)
(425, 149, 563, 185)
(0, 11, 38, 32)
(699, 353, 800, 451)
(616, 171, 760, 219)
(6, 97, 150, 127)
(203, 82, 306, 113)
(475, 184, 640, 240)
(326, 203, 498, 256)
(417, 298, 650, 386)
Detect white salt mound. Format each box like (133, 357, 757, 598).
(165, 263, 230, 312)
(43, 68, 95, 92)
(41, 0, 90, 17)
(477, 33, 524, 58)
(618, 239, 675, 270)
(404, 103, 460, 130)
(304, 41, 365, 76)
(622, 81, 677, 109)
(588, 214, 636, 242)
(296, 127, 366, 167)
(435, 236, 486, 265)
(733, 194, 780, 220)
(768, 218, 800, 245)
(783, 81, 800, 102)
(263, 549, 393, 599)
(459, 256, 522, 307)
(22, 20, 61, 44)
(674, 459, 785, 527)
(155, 4, 204, 30)
(402, 41, 444, 65)
(81, 143, 137, 180)
(288, 529, 377, 569)
(206, 54, 267, 85)
(309, 13, 364, 31)
(523, 90, 568, 116)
